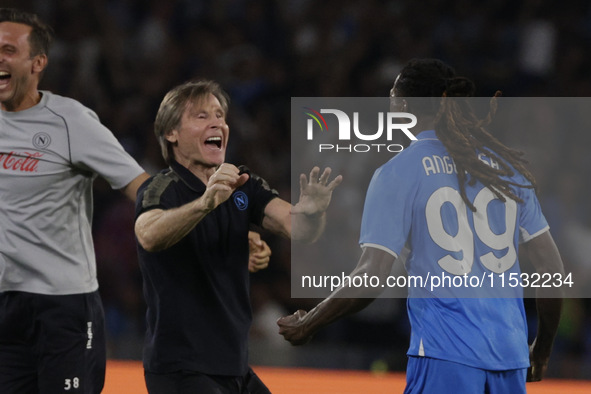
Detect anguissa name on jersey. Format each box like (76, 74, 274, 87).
(422, 153, 499, 176)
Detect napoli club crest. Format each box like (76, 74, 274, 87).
(32, 132, 52, 149)
(233, 191, 248, 211)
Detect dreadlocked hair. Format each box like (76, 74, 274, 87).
(396, 59, 537, 212)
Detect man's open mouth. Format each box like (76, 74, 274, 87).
(205, 136, 222, 149)
(0, 71, 11, 85)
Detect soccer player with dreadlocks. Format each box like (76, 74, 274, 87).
(277, 58, 564, 393)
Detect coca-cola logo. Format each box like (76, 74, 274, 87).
(0, 151, 43, 172)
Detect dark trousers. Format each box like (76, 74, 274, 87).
(0, 291, 106, 394)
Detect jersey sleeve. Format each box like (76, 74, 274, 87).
(240, 166, 279, 227)
(359, 157, 417, 258)
(517, 185, 549, 243)
(135, 172, 178, 219)
(68, 108, 144, 189)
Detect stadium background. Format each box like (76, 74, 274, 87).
(10, 0, 591, 382)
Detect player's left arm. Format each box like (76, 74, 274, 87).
(521, 230, 564, 382)
(262, 166, 342, 242)
(121, 172, 151, 201)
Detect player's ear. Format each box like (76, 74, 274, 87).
(32, 54, 48, 74)
(392, 98, 408, 112)
(165, 129, 179, 144)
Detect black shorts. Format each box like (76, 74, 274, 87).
(0, 290, 106, 394)
(145, 367, 272, 394)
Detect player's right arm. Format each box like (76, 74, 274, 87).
(521, 230, 564, 382)
(121, 172, 151, 202)
(277, 247, 395, 345)
(278, 161, 401, 345)
(135, 163, 248, 252)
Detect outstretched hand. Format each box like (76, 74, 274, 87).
(277, 309, 314, 346)
(291, 167, 342, 217)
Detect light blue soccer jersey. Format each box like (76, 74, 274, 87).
(359, 130, 549, 371)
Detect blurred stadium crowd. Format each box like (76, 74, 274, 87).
(10, 0, 591, 379)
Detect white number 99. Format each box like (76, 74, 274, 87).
(426, 186, 517, 275)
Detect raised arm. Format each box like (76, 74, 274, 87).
(521, 230, 564, 382)
(277, 247, 395, 345)
(135, 164, 248, 252)
(262, 166, 342, 242)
